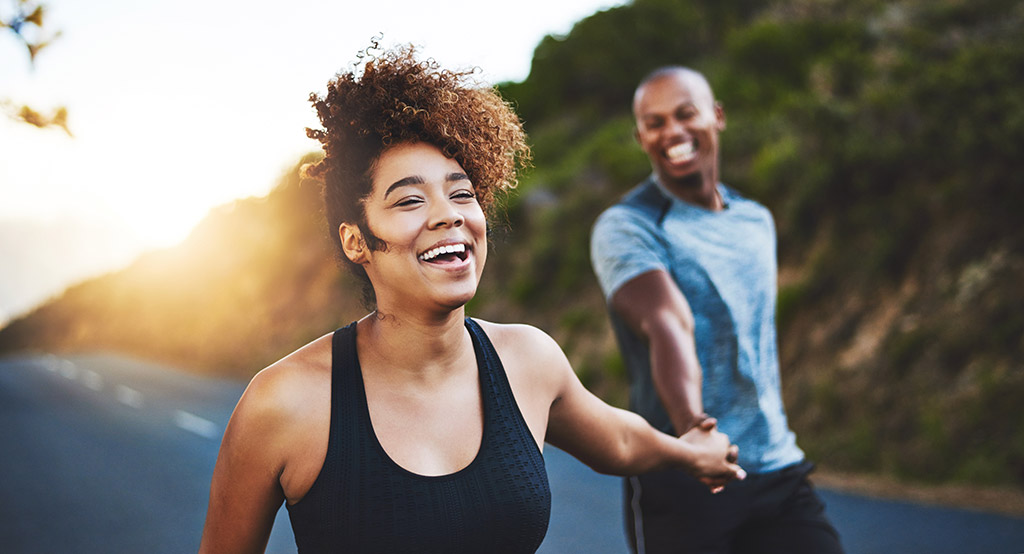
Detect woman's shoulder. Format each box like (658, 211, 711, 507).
(215, 331, 337, 499)
(471, 319, 570, 374)
(472, 319, 558, 351)
(236, 331, 335, 427)
(471, 319, 573, 427)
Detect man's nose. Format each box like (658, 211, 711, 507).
(663, 117, 688, 136)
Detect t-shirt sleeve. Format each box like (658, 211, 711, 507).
(590, 208, 668, 301)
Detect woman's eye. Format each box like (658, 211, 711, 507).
(395, 197, 423, 207)
(452, 190, 476, 201)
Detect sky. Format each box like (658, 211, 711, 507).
(0, 0, 626, 324)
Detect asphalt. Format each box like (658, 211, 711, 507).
(1, 353, 1021, 553)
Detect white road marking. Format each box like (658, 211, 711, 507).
(59, 360, 78, 380)
(81, 370, 104, 391)
(174, 410, 218, 439)
(115, 385, 144, 409)
(38, 355, 220, 440)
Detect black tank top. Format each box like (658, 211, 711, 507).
(286, 318, 551, 553)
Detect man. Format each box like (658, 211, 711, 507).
(589, 67, 843, 553)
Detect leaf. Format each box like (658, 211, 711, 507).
(25, 5, 44, 27)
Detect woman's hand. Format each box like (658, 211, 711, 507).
(679, 418, 745, 493)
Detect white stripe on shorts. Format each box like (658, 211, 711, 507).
(630, 475, 647, 554)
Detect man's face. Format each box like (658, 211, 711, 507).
(633, 72, 725, 194)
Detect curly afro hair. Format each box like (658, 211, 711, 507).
(303, 42, 530, 307)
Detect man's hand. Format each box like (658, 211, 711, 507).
(679, 418, 745, 492)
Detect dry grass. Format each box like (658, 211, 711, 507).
(814, 468, 1024, 518)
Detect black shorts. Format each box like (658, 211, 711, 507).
(624, 461, 844, 554)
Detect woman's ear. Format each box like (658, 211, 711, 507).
(339, 223, 368, 264)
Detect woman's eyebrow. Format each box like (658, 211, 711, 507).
(384, 172, 469, 198)
(384, 175, 425, 199)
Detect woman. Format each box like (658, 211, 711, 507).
(199, 44, 744, 554)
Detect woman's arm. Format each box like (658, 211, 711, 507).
(528, 327, 744, 488)
(199, 368, 294, 554)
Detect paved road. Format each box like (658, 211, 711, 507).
(1, 353, 1021, 553)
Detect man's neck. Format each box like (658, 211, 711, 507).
(655, 173, 724, 211)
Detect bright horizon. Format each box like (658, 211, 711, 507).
(0, 0, 626, 324)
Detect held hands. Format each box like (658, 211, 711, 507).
(679, 418, 746, 493)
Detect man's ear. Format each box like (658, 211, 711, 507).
(633, 126, 642, 144)
(339, 223, 368, 264)
(715, 102, 726, 131)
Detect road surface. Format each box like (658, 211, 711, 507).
(1, 353, 1021, 553)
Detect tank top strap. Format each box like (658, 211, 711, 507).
(464, 317, 542, 458)
(328, 322, 365, 474)
(330, 321, 360, 402)
(323, 322, 360, 528)
(465, 317, 505, 407)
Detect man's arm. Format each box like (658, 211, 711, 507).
(610, 269, 706, 436)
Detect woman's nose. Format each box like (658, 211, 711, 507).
(429, 201, 464, 228)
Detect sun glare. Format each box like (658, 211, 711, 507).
(1, 0, 628, 322)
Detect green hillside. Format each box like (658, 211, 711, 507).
(488, 0, 1024, 487)
(2, 0, 1022, 489)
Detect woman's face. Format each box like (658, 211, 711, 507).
(352, 142, 487, 313)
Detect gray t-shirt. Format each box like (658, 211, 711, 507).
(590, 177, 803, 473)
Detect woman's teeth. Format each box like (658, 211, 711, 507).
(419, 243, 467, 262)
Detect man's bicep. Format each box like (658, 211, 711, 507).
(609, 269, 694, 341)
(590, 212, 666, 298)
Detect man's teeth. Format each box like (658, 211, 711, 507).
(419, 243, 466, 261)
(666, 142, 695, 162)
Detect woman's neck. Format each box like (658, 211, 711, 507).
(356, 305, 472, 384)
